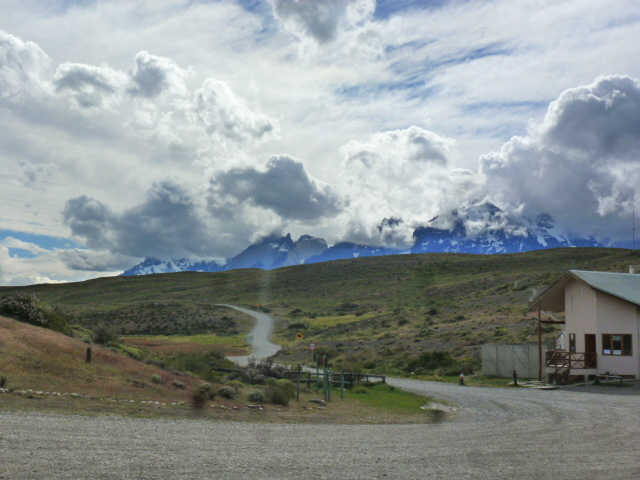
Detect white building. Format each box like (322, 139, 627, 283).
(531, 269, 640, 382)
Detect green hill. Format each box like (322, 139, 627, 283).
(3, 248, 639, 373)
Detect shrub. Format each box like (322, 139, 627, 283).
(404, 350, 457, 374)
(190, 383, 216, 408)
(227, 380, 244, 393)
(247, 391, 265, 403)
(352, 386, 368, 394)
(198, 382, 216, 399)
(218, 386, 236, 399)
(287, 321, 308, 330)
(241, 357, 287, 384)
(93, 327, 121, 347)
(266, 379, 296, 406)
(0, 294, 47, 327)
(0, 376, 6, 388)
(161, 351, 234, 378)
(151, 374, 163, 385)
(172, 379, 185, 389)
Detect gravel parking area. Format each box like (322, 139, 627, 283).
(2, 379, 639, 479)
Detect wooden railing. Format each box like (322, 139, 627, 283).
(546, 350, 597, 369)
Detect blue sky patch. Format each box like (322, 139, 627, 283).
(0, 229, 80, 251)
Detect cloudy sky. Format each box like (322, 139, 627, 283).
(1, 0, 640, 285)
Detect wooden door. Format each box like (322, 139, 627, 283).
(585, 334, 597, 368)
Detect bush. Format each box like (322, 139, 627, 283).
(240, 357, 287, 384)
(172, 379, 185, 389)
(161, 351, 234, 379)
(218, 386, 236, 399)
(151, 374, 163, 384)
(352, 386, 368, 394)
(247, 390, 264, 403)
(0, 294, 47, 327)
(404, 350, 457, 374)
(227, 380, 244, 393)
(93, 327, 121, 347)
(287, 321, 308, 330)
(0, 376, 6, 388)
(266, 379, 296, 406)
(198, 382, 216, 399)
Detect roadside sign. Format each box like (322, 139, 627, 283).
(297, 332, 304, 339)
(309, 343, 317, 350)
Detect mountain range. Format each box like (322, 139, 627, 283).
(121, 202, 601, 276)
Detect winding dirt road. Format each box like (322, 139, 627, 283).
(219, 305, 281, 366)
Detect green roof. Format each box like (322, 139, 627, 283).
(570, 270, 640, 306)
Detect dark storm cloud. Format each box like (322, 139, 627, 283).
(63, 180, 214, 259)
(212, 155, 342, 221)
(480, 75, 640, 239)
(57, 249, 135, 272)
(539, 75, 640, 160)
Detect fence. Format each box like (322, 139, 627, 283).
(481, 344, 543, 378)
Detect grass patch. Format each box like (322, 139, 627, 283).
(344, 383, 432, 413)
(124, 334, 249, 356)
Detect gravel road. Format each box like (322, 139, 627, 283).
(2, 380, 639, 479)
(218, 305, 281, 366)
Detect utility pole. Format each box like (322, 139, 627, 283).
(633, 193, 636, 250)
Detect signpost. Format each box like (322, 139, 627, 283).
(309, 342, 316, 363)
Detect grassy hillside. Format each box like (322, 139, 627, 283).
(3, 247, 640, 373)
(0, 314, 444, 423)
(0, 314, 201, 402)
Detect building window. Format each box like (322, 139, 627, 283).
(602, 334, 632, 356)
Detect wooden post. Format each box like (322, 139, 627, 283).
(296, 364, 301, 402)
(85, 347, 92, 364)
(538, 304, 543, 381)
(513, 369, 518, 387)
(340, 368, 345, 400)
(323, 356, 328, 402)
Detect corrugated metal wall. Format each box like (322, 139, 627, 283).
(481, 344, 543, 378)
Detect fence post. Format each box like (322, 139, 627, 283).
(85, 347, 92, 364)
(297, 364, 301, 401)
(323, 356, 328, 402)
(340, 368, 345, 400)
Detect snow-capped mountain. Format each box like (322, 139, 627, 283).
(121, 257, 224, 276)
(411, 202, 600, 254)
(120, 234, 328, 276)
(305, 242, 400, 264)
(121, 203, 602, 276)
(225, 233, 328, 270)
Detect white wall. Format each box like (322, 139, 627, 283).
(565, 279, 640, 378)
(565, 280, 596, 352)
(595, 291, 640, 378)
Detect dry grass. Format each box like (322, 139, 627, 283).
(0, 315, 441, 423)
(0, 315, 200, 402)
(123, 335, 250, 356)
